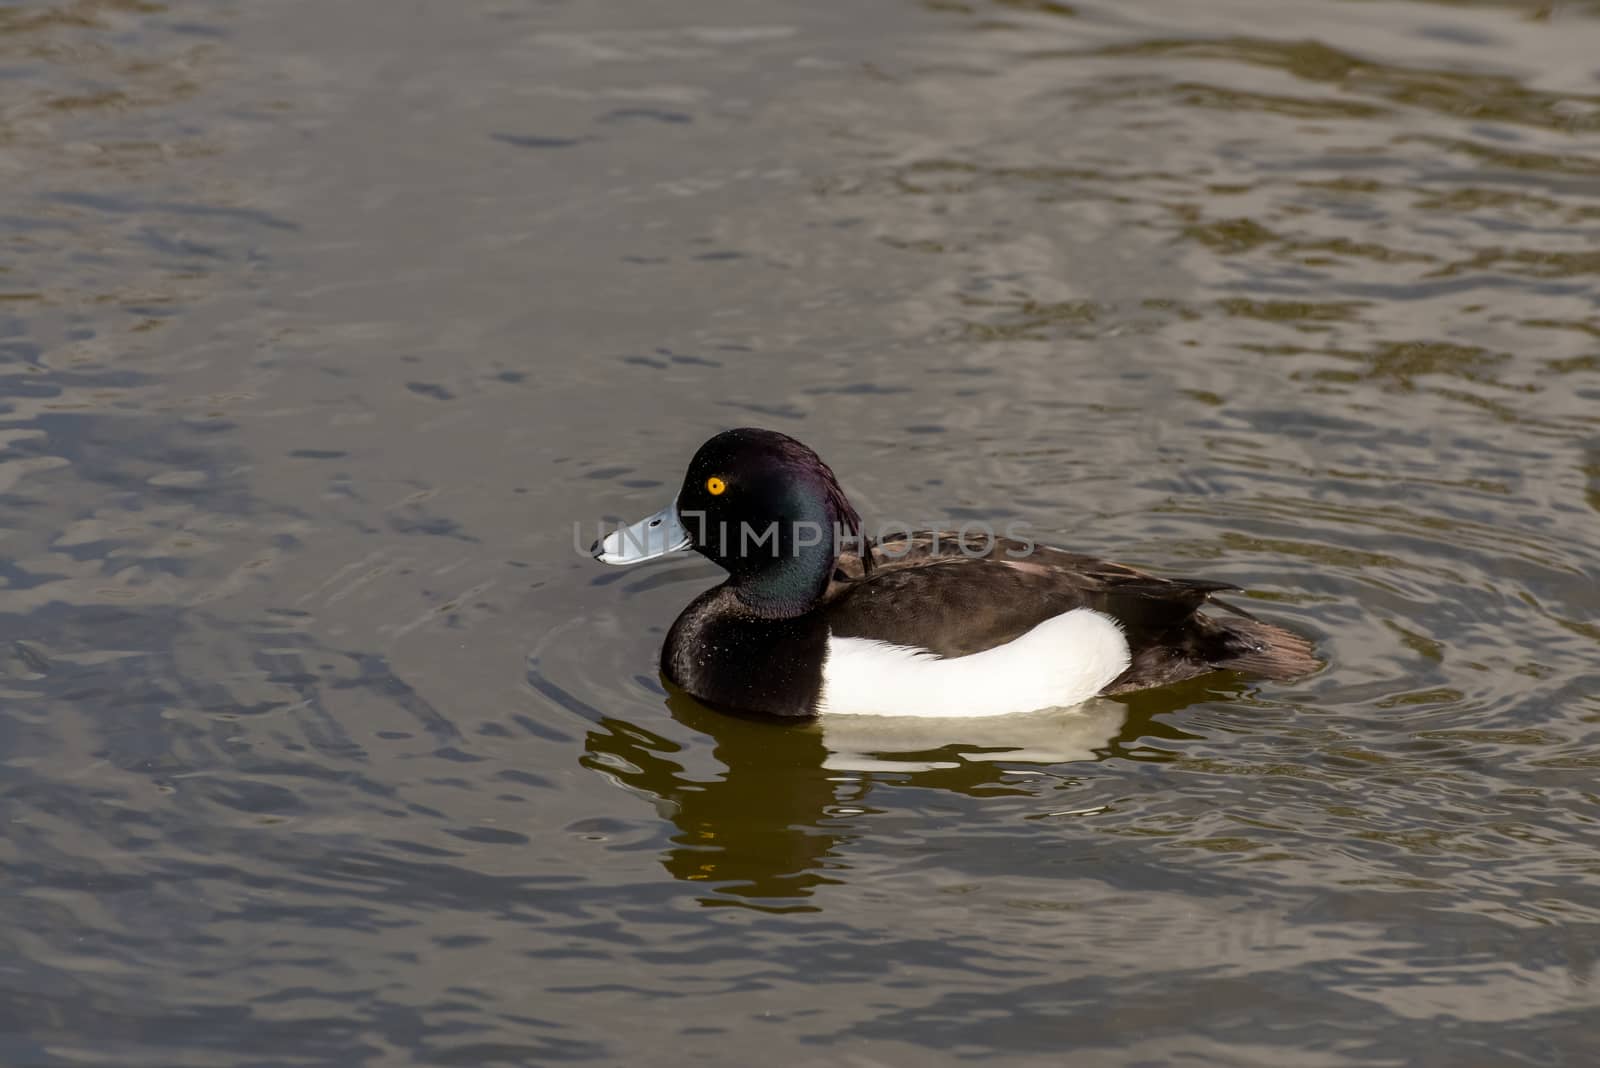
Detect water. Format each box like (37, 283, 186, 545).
(3, 0, 1599, 1063)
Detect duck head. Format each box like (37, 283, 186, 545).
(593, 428, 866, 616)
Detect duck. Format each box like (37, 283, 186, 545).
(592, 427, 1317, 719)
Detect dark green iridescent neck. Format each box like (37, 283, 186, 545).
(729, 523, 837, 619)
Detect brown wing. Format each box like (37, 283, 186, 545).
(822, 531, 1235, 659)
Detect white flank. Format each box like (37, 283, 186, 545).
(816, 608, 1132, 718)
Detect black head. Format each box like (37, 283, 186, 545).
(675, 428, 864, 614)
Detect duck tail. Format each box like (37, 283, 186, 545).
(1214, 616, 1320, 681)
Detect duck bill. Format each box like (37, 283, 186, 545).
(592, 499, 693, 565)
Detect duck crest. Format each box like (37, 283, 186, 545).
(759, 430, 871, 576)
(823, 466, 872, 575)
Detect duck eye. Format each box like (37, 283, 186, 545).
(705, 476, 726, 496)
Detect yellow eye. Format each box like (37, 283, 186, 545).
(706, 476, 726, 496)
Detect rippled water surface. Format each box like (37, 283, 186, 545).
(4, 0, 1600, 1064)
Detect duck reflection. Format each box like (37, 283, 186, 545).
(582, 686, 1130, 907)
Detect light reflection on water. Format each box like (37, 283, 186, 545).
(2, 0, 1599, 1063)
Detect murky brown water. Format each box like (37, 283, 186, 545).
(3, 0, 1599, 1064)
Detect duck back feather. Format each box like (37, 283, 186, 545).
(825, 531, 1318, 694)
